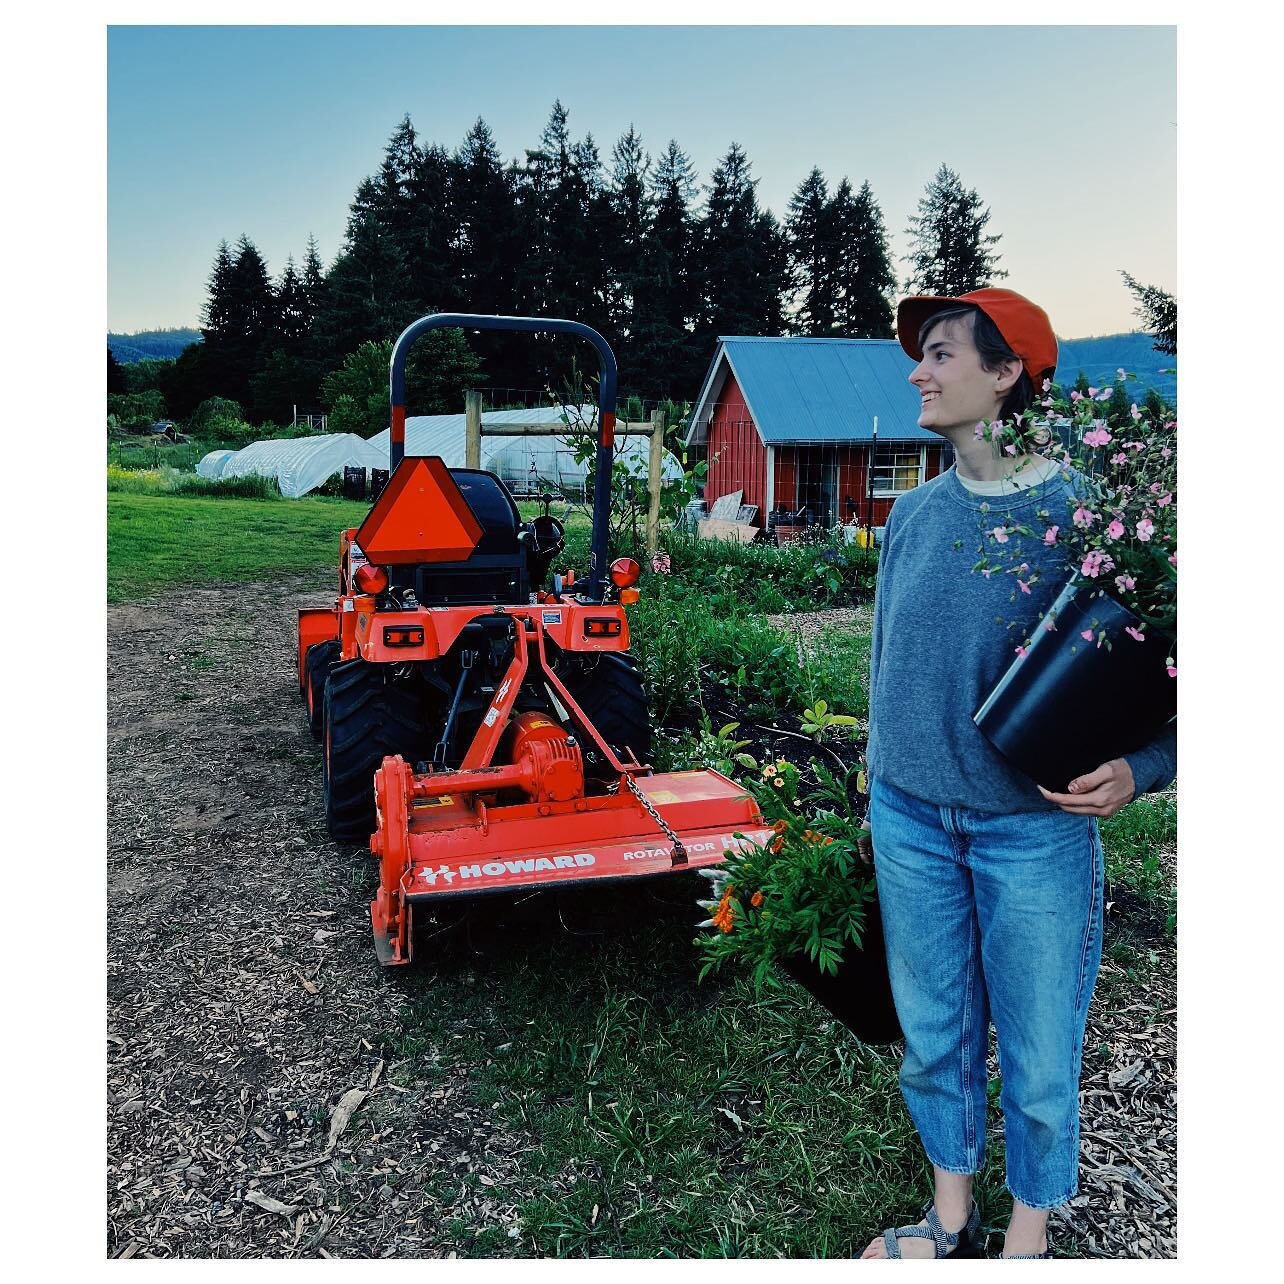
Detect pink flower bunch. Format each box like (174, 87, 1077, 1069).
(969, 369, 1177, 645)
(650, 551, 671, 574)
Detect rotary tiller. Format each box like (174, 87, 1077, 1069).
(298, 314, 771, 965)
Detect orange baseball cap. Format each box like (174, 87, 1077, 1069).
(897, 288, 1058, 389)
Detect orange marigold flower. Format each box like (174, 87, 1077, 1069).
(770, 836, 784, 853)
(712, 886, 737, 933)
(751, 890, 764, 907)
(772, 819, 788, 833)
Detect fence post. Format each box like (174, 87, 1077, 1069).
(465, 390, 483, 469)
(646, 409, 665, 557)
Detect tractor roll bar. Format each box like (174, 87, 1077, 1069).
(389, 314, 619, 603)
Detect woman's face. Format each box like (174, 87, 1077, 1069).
(908, 314, 1012, 436)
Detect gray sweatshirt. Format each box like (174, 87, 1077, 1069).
(866, 465, 1177, 813)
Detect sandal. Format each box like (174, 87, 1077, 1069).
(873, 1200, 983, 1259)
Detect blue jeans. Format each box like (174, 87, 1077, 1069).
(869, 776, 1105, 1210)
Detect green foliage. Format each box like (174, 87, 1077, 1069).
(107, 389, 167, 430)
(188, 396, 244, 435)
(798, 698, 859, 742)
(321, 331, 483, 434)
(1100, 790, 1177, 934)
(695, 759, 874, 988)
(123, 357, 177, 395)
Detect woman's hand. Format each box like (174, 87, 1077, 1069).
(1037, 757, 1136, 818)
(857, 826, 875, 868)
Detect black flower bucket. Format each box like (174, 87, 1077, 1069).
(779, 891, 903, 1045)
(974, 577, 1177, 795)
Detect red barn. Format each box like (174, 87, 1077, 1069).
(685, 337, 951, 539)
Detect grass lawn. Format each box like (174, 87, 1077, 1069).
(107, 492, 371, 602)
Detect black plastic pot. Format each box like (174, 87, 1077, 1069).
(974, 577, 1176, 794)
(779, 892, 903, 1045)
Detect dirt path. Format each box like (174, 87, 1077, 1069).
(108, 577, 537, 1258)
(108, 591, 1174, 1258)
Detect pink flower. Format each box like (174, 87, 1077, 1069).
(1096, 389, 1113, 401)
(1161, 446, 1172, 458)
(1017, 578, 1031, 594)
(1080, 551, 1114, 578)
(1073, 505, 1097, 529)
(1042, 378, 1052, 392)
(1115, 574, 1136, 592)
(1044, 616, 1057, 631)
(1111, 452, 1128, 465)
(1087, 387, 1098, 398)
(1130, 403, 1142, 421)
(1128, 441, 1144, 453)
(1125, 626, 1145, 642)
(1167, 663, 1177, 678)
(1106, 519, 1125, 540)
(1136, 518, 1155, 541)
(990, 526, 1010, 544)
(1015, 645, 1028, 660)
(650, 552, 671, 574)
(1071, 390, 1083, 402)
(1083, 427, 1112, 448)
(974, 423, 986, 440)
(1157, 492, 1172, 507)
(1168, 553, 1177, 567)
(1081, 629, 1095, 641)
(1004, 443, 1017, 456)
(1149, 482, 1162, 493)
(1043, 525, 1059, 546)
(1117, 368, 1127, 380)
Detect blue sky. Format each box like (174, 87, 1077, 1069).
(108, 24, 1175, 338)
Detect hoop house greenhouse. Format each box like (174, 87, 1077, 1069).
(196, 434, 387, 498)
(196, 408, 685, 500)
(368, 407, 687, 497)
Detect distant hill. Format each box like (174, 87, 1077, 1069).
(108, 328, 202, 363)
(1054, 331, 1177, 405)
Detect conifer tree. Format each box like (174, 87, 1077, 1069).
(107, 347, 128, 396)
(606, 126, 652, 346)
(786, 167, 836, 335)
(832, 179, 897, 338)
(902, 164, 1007, 296)
(1120, 270, 1177, 355)
(632, 140, 700, 398)
(697, 143, 791, 347)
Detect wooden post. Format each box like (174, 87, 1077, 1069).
(646, 409, 665, 557)
(465, 390, 483, 469)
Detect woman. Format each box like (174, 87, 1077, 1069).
(858, 289, 1176, 1259)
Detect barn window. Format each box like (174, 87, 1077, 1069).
(872, 446, 925, 496)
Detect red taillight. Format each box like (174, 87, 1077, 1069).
(354, 563, 388, 595)
(609, 557, 641, 588)
(383, 626, 424, 648)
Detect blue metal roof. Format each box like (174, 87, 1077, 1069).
(688, 337, 936, 446)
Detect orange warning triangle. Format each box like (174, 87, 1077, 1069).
(355, 456, 484, 565)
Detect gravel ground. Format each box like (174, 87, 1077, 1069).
(107, 592, 1174, 1258)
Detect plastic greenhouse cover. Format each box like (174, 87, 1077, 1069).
(195, 434, 387, 498)
(195, 408, 684, 500)
(195, 449, 236, 481)
(368, 407, 685, 495)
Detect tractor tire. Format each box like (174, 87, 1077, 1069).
(323, 659, 425, 843)
(561, 651, 652, 774)
(305, 640, 340, 740)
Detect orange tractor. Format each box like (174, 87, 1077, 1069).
(298, 315, 771, 966)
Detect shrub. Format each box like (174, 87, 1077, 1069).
(189, 396, 244, 435)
